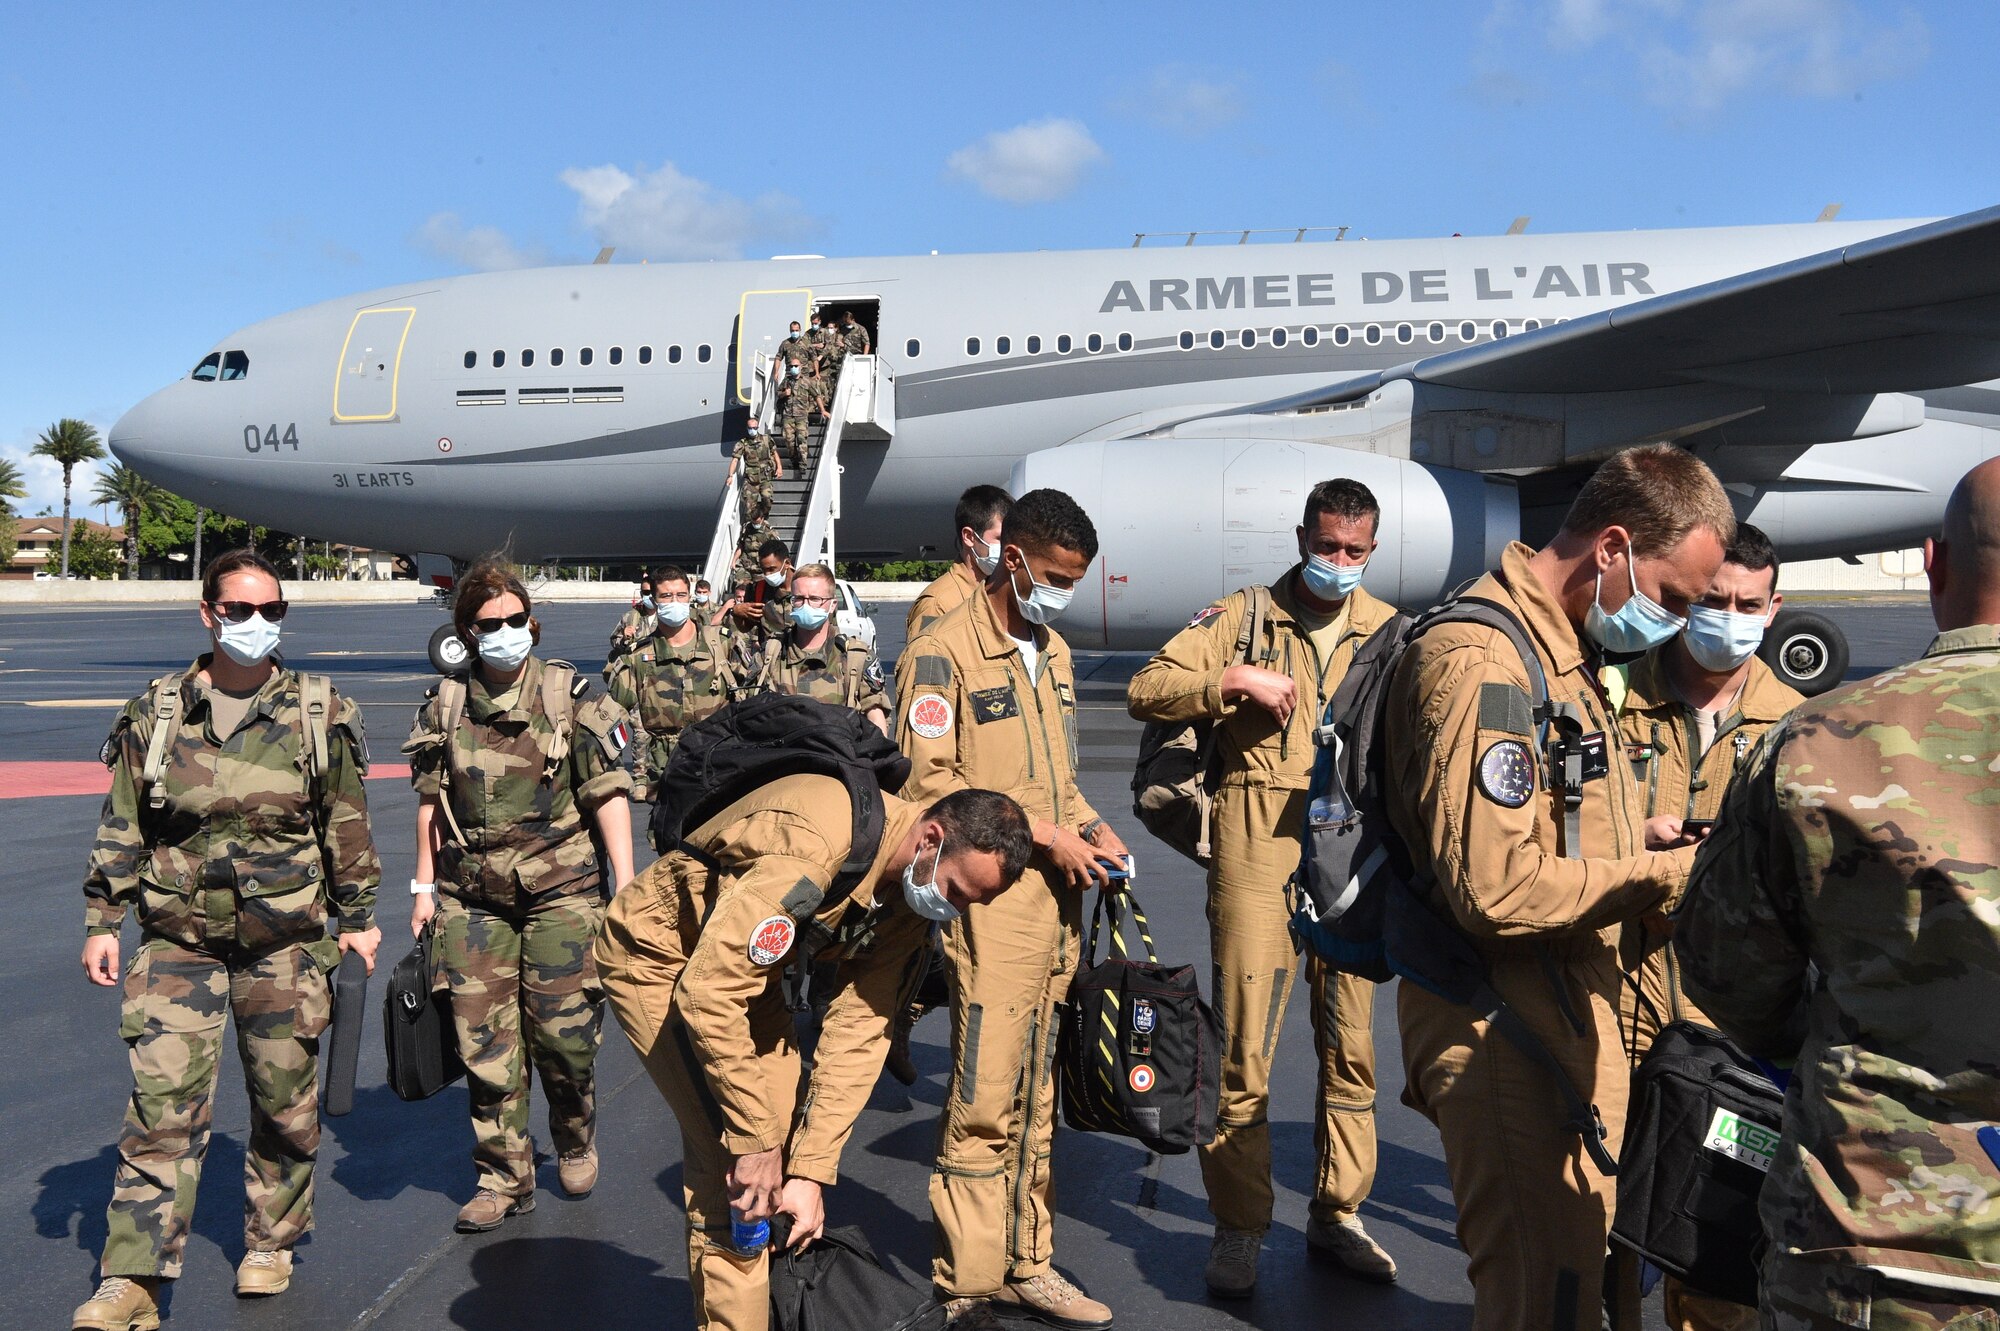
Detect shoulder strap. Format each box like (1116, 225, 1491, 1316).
(842, 638, 869, 710)
(757, 638, 784, 691)
(299, 673, 332, 784)
(139, 675, 185, 809)
(539, 661, 578, 775)
(430, 677, 472, 849)
(1234, 585, 1271, 669)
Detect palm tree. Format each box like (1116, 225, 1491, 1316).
(0, 458, 24, 507)
(31, 419, 106, 578)
(91, 465, 165, 579)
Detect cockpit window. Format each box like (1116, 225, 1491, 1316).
(191, 353, 222, 382)
(220, 350, 249, 381)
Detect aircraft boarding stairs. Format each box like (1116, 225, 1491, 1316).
(701, 351, 895, 594)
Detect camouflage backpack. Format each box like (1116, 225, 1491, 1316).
(427, 660, 586, 846)
(138, 669, 335, 809)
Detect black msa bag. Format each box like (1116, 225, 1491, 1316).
(768, 1217, 945, 1331)
(1612, 1021, 1783, 1307)
(322, 950, 369, 1117)
(383, 921, 465, 1102)
(652, 692, 911, 899)
(1057, 886, 1220, 1155)
(1286, 595, 1622, 1176)
(1130, 587, 1270, 864)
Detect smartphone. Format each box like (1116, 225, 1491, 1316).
(1683, 819, 1716, 837)
(1103, 855, 1135, 883)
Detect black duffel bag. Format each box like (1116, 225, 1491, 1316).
(382, 920, 465, 1102)
(768, 1217, 945, 1331)
(1611, 1020, 1784, 1306)
(1057, 885, 1219, 1155)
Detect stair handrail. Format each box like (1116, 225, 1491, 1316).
(795, 355, 867, 569)
(701, 442, 746, 596)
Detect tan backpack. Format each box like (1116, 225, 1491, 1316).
(1129, 587, 1270, 864)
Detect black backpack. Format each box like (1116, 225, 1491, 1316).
(768, 1217, 945, 1331)
(1057, 885, 1220, 1155)
(1612, 1021, 1783, 1306)
(651, 692, 912, 899)
(1286, 595, 1621, 1176)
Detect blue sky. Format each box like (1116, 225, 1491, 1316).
(2, 0, 1991, 521)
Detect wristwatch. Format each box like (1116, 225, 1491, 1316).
(409, 879, 436, 895)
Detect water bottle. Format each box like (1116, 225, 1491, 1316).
(1308, 793, 1353, 832)
(730, 1206, 769, 1256)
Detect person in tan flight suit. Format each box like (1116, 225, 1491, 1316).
(1384, 443, 1733, 1331)
(1608, 521, 1799, 1331)
(906, 485, 1013, 638)
(1127, 477, 1400, 1297)
(897, 488, 1131, 1331)
(593, 780, 1033, 1331)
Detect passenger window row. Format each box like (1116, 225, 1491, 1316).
(463, 344, 713, 371)
(907, 319, 1554, 361)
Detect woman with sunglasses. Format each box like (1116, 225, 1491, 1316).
(72, 549, 382, 1329)
(402, 558, 635, 1235)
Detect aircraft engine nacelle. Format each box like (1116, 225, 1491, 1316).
(1010, 439, 1521, 649)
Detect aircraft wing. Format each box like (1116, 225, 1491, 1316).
(1227, 204, 2000, 416)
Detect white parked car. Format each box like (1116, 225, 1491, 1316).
(835, 579, 878, 652)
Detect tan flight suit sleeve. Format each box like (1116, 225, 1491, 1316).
(1126, 596, 1244, 724)
(894, 642, 972, 804)
(786, 905, 932, 1184)
(1408, 638, 1691, 939)
(670, 817, 840, 1155)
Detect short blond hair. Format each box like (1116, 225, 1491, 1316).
(793, 562, 836, 588)
(1562, 444, 1736, 557)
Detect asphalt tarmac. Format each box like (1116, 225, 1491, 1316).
(0, 594, 1941, 1330)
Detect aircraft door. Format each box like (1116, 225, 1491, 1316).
(735, 288, 813, 406)
(333, 307, 416, 422)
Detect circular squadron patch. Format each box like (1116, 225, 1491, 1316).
(1128, 1064, 1156, 1093)
(1477, 740, 1536, 809)
(908, 694, 954, 740)
(747, 915, 797, 967)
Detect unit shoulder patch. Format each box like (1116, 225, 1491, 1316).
(1477, 740, 1536, 809)
(1187, 604, 1226, 630)
(908, 694, 954, 740)
(747, 915, 797, 968)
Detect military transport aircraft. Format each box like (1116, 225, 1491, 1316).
(106, 205, 2000, 687)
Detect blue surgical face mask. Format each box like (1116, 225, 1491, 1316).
(1010, 564, 1074, 626)
(1584, 552, 1686, 656)
(658, 601, 691, 628)
(1683, 605, 1767, 672)
(790, 603, 829, 631)
(1300, 552, 1366, 602)
(637, 594, 654, 611)
(475, 622, 534, 670)
(901, 842, 959, 923)
(214, 615, 281, 667)
(694, 591, 712, 605)
(764, 570, 786, 588)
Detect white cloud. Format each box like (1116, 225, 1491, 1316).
(558, 161, 816, 262)
(412, 212, 547, 272)
(1114, 66, 1244, 137)
(2, 427, 117, 523)
(946, 118, 1105, 205)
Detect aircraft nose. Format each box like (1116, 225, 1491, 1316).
(108, 382, 222, 496)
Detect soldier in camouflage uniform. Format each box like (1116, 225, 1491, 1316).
(726, 425, 782, 527)
(814, 310, 844, 418)
(606, 572, 658, 669)
(841, 308, 872, 358)
(738, 562, 889, 734)
(73, 550, 381, 1330)
(403, 561, 635, 1235)
(731, 516, 775, 590)
(776, 319, 811, 432)
(605, 564, 743, 818)
(780, 348, 814, 469)
(1677, 458, 2000, 1330)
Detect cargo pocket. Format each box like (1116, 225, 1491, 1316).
(134, 865, 198, 947)
(237, 945, 333, 1044)
(118, 945, 155, 1043)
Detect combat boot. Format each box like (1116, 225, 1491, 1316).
(72, 1275, 161, 1330)
(558, 1147, 598, 1197)
(235, 1248, 292, 1297)
(990, 1270, 1112, 1330)
(455, 1187, 535, 1233)
(1306, 1213, 1398, 1283)
(1203, 1226, 1262, 1298)
(941, 1297, 1005, 1330)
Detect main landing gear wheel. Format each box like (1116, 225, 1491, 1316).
(428, 623, 471, 677)
(1759, 608, 1848, 697)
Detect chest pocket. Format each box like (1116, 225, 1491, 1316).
(964, 664, 1034, 788)
(969, 686, 1020, 723)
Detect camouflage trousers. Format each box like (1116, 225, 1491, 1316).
(437, 890, 605, 1195)
(739, 475, 773, 526)
(102, 935, 333, 1279)
(781, 409, 809, 467)
(1761, 1254, 2000, 1330)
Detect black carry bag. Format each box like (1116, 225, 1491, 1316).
(768, 1217, 946, 1331)
(1611, 1020, 1784, 1306)
(382, 921, 466, 1102)
(1057, 885, 1220, 1155)
(322, 949, 369, 1116)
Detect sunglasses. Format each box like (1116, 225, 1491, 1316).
(208, 599, 288, 624)
(472, 611, 531, 633)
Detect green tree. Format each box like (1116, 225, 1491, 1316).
(65, 523, 121, 580)
(0, 458, 23, 571)
(30, 419, 106, 577)
(90, 465, 165, 579)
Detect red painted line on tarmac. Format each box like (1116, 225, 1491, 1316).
(0, 762, 414, 800)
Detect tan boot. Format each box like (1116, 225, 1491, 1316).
(72, 1277, 161, 1331)
(1306, 1213, 1398, 1283)
(455, 1187, 535, 1233)
(235, 1248, 292, 1297)
(558, 1147, 598, 1198)
(990, 1270, 1112, 1330)
(941, 1297, 1006, 1330)
(1203, 1226, 1262, 1299)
